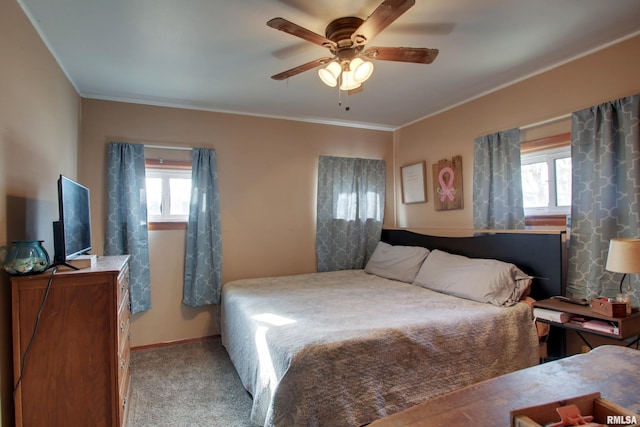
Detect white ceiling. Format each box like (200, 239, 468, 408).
(19, 0, 640, 130)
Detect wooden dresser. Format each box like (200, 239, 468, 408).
(11, 255, 131, 427)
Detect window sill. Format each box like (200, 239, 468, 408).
(525, 214, 567, 227)
(148, 222, 187, 231)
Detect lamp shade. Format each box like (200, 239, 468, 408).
(339, 69, 361, 91)
(605, 238, 640, 273)
(318, 61, 342, 87)
(350, 57, 374, 83)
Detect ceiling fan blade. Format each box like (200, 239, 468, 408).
(271, 57, 333, 80)
(365, 46, 439, 64)
(352, 0, 415, 45)
(267, 18, 336, 49)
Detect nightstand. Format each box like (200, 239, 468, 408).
(534, 298, 640, 352)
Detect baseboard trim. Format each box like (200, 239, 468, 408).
(131, 334, 221, 352)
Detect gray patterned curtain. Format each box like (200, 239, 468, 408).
(567, 94, 640, 306)
(105, 142, 151, 314)
(472, 128, 525, 229)
(316, 156, 385, 272)
(183, 148, 223, 306)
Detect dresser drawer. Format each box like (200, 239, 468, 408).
(117, 342, 131, 396)
(117, 263, 130, 307)
(118, 299, 131, 356)
(119, 360, 132, 427)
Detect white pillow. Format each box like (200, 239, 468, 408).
(413, 249, 531, 307)
(365, 241, 430, 283)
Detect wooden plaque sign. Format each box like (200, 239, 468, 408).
(432, 156, 463, 211)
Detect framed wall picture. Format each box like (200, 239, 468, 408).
(432, 155, 463, 211)
(401, 161, 427, 204)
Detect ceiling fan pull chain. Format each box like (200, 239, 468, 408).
(335, 75, 351, 111)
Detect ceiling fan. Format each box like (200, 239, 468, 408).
(267, 0, 439, 92)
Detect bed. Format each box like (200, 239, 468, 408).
(221, 229, 565, 427)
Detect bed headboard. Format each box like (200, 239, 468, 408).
(380, 229, 565, 300)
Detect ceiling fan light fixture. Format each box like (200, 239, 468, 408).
(350, 58, 374, 84)
(318, 61, 342, 87)
(269, 0, 439, 95)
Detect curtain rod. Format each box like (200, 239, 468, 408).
(144, 144, 193, 151)
(520, 113, 571, 130)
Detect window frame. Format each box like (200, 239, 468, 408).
(520, 133, 571, 226)
(145, 159, 192, 231)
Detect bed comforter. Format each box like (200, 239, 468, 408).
(221, 270, 539, 427)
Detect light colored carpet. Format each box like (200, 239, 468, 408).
(127, 337, 254, 427)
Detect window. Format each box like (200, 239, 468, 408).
(521, 141, 571, 217)
(145, 160, 192, 228)
(335, 191, 383, 221)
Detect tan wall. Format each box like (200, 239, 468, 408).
(394, 35, 640, 229)
(79, 99, 394, 347)
(0, 0, 81, 425)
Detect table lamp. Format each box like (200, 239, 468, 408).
(605, 238, 640, 314)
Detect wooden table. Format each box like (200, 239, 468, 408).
(368, 345, 640, 427)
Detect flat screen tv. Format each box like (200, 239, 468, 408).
(52, 175, 92, 269)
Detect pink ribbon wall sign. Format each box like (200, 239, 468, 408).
(438, 167, 456, 202)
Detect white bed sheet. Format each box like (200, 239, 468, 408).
(221, 270, 538, 427)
